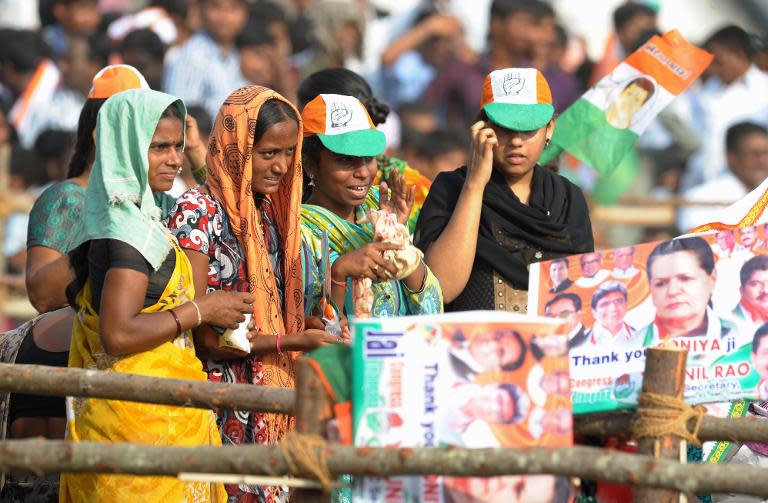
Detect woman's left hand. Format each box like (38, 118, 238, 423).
(380, 170, 416, 225)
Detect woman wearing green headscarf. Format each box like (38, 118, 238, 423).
(59, 89, 250, 502)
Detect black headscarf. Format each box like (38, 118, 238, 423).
(415, 165, 594, 290)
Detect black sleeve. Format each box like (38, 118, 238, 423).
(414, 168, 465, 253)
(88, 239, 152, 312)
(93, 239, 152, 276)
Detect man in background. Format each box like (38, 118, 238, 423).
(679, 122, 768, 232)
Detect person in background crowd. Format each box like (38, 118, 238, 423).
(297, 67, 432, 233)
(378, 8, 464, 108)
(34, 129, 74, 183)
(544, 293, 588, 349)
(42, 0, 101, 59)
(681, 25, 768, 191)
(163, 0, 248, 119)
(754, 34, 768, 73)
(238, 2, 296, 100)
(409, 128, 469, 182)
(397, 100, 438, 135)
(60, 88, 248, 502)
(120, 28, 167, 92)
(590, 2, 657, 85)
(279, 0, 314, 56)
(416, 68, 593, 313)
(734, 256, 768, 333)
(548, 257, 572, 294)
(525, 1, 578, 112)
(236, 23, 291, 100)
(247, 1, 293, 64)
(424, 0, 546, 128)
(397, 100, 439, 164)
(611, 246, 639, 281)
(0, 30, 61, 148)
(166, 85, 338, 502)
(5, 148, 45, 275)
(678, 122, 768, 232)
(588, 281, 637, 347)
(107, 0, 185, 47)
(639, 236, 735, 346)
(300, 93, 443, 318)
(297, 0, 366, 79)
(30, 33, 110, 139)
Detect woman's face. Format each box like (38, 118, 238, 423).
(147, 117, 184, 193)
(490, 120, 554, 181)
(309, 148, 377, 212)
(250, 119, 299, 195)
(649, 251, 715, 323)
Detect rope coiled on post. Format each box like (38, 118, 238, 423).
(631, 392, 706, 445)
(279, 432, 334, 493)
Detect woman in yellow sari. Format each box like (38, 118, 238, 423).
(59, 89, 253, 502)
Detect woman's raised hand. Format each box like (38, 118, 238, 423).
(466, 120, 497, 189)
(331, 242, 402, 282)
(183, 113, 208, 171)
(380, 170, 416, 225)
(196, 290, 254, 329)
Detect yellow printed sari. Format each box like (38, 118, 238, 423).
(59, 240, 226, 503)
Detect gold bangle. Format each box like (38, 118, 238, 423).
(190, 300, 202, 327)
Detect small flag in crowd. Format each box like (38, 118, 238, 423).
(541, 30, 712, 201)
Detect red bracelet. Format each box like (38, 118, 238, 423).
(331, 276, 347, 287)
(168, 309, 182, 336)
(276, 333, 282, 354)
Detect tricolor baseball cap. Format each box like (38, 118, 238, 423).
(87, 64, 150, 99)
(480, 68, 554, 131)
(302, 94, 386, 157)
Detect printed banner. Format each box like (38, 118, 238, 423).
(529, 224, 768, 414)
(352, 312, 571, 503)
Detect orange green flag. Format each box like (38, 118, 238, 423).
(541, 30, 712, 202)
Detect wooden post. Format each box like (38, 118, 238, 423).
(634, 346, 689, 503)
(294, 357, 333, 503)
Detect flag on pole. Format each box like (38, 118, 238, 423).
(541, 30, 712, 185)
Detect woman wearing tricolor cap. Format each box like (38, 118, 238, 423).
(415, 68, 594, 313)
(300, 93, 443, 317)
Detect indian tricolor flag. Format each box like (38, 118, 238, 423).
(541, 30, 712, 180)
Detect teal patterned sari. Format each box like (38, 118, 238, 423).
(300, 187, 443, 318)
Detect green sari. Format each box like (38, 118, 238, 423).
(300, 187, 443, 318)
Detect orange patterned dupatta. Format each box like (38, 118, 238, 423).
(206, 86, 304, 443)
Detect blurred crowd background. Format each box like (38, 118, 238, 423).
(1, 0, 768, 280)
